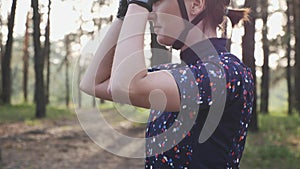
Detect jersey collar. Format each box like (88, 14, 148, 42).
(180, 38, 228, 65)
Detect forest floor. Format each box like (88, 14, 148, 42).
(1, 104, 300, 169)
(0, 113, 146, 169)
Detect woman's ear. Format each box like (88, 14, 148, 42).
(190, 0, 205, 16)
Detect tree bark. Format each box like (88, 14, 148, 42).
(23, 12, 30, 102)
(293, 0, 300, 114)
(64, 35, 70, 107)
(242, 0, 258, 131)
(77, 64, 82, 108)
(44, 0, 51, 104)
(32, 0, 46, 118)
(1, 0, 17, 104)
(286, 0, 293, 115)
(260, 0, 270, 114)
(0, 2, 3, 104)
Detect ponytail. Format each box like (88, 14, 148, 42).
(226, 8, 251, 27)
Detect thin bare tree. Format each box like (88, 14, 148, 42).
(65, 34, 70, 107)
(242, 0, 258, 131)
(293, 0, 300, 114)
(1, 0, 17, 104)
(0, 1, 3, 104)
(44, 0, 51, 104)
(23, 12, 30, 102)
(260, 0, 270, 114)
(286, 0, 293, 115)
(32, 0, 46, 118)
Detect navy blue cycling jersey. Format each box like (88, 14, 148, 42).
(145, 38, 254, 169)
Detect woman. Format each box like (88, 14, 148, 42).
(80, 0, 254, 168)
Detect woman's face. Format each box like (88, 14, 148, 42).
(149, 0, 186, 46)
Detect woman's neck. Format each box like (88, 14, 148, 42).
(181, 22, 217, 51)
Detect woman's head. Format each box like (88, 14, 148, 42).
(150, 0, 183, 46)
(150, 0, 250, 47)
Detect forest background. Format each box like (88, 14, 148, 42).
(0, 0, 300, 168)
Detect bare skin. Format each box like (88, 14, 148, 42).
(80, 0, 216, 112)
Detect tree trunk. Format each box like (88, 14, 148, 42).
(65, 56, 70, 108)
(65, 35, 70, 107)
(260, 0, 270, 114)
(286, 0, 293, 115)
(77, 64, 82, 108)
(150, 22, 172, 67)
(242, 0, 258, 131)
(1, 0, 17, 104)
(44, 0, 51, 104)
(0, 2, 3, 104)
(294, 0, 300, 114)
(32, 0, 46, 118)
(23, 12, 30, 102)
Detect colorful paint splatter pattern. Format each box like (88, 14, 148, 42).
(145, 39, 254, 169)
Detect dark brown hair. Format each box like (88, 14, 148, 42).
(204, 0, 250, 28)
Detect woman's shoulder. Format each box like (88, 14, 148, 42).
(219, 52, 252, 73)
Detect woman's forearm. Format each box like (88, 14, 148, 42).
(80, 19, 123, 96)
(110, 4, 149, 103)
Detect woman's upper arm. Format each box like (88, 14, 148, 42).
(108, 63, 208, 112)
(128, 70, 181, 112)
(91, 69, 180, 111)
(86, 69, 180, 111)
(129, 64, 210, 112)
(92, 62, 212, 114)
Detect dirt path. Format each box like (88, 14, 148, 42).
(0, 116, 145, 169)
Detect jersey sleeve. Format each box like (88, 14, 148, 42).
(148, 62, 213, 110)
(148, 60, 227, 122)
(168, 63, 212, 111)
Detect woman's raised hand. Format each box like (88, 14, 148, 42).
(128, 0, 157, 12)
(117, 0, 129, 20)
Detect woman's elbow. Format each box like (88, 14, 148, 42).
(79, 81, 95, 96)
(109, 82, 132, 103)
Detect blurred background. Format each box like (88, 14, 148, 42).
(0, 0, 299, 168)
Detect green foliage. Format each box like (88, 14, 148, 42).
(24, 118, 41, 126)
(0, 103, 74, 124)
(240, 114, 300, 169)
(46, 105, 75, 120)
